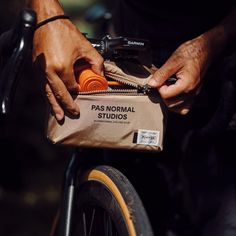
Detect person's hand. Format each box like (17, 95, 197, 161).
(148, 34, 215, 115)
(33, 19, 104, 121)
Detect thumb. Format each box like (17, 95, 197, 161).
(86, 52, 104, 75)
(148, 57, 179, 87)
(91, 62, 104, 76)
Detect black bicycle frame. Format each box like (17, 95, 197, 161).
(0, 9, 36, 115)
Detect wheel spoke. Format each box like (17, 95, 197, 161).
(88, 208, 96, 236)
(73, 167, 155, 236)
(104, 210, 113, 236)
(83, 212, 87, 236)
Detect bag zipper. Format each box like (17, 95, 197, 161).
(78, 73, 151, 95)
(104, 71, 151, 94)
(78, 88, 146, 96)
(77, 61, 153, 95)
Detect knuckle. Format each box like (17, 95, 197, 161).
(46, 90, 53, 98)
(159, 90, 169, 100)
(156, 69, 166, 79)
(94, 58, 104, 70)
(66, 83, 79, 92)
(184, 84, 195, 93)
(46, 61, 67, 74)
(55, 90, 65, 100)
(97, 56, 104, 65)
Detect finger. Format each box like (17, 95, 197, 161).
(148, 55, 180, 87)
(167, 98, 194, 115)
(165, 97, 185, 108)
(91, 62, 104, 76)
(158, 78, 189, 99)
(45, 83, 64, 121)
(162, 91, 195, 108)
(84, 48, 104, 75)
(47, 72, 80, 115)
(159, 79, 199, 115)
(58, 66, 80, 93)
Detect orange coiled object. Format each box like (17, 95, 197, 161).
(77, 69, 108, 92)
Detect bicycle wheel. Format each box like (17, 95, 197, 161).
(71, 165, 154, 236)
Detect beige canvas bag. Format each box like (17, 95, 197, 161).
(47, 61, 167, 152)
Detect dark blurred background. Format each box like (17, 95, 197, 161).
(0, 0, 109, 235)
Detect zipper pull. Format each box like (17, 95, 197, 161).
(137, 84, 151, 94)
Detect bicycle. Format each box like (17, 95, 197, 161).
(2, 7, 236, 236)
(0, 8, 154, 236)
(0, 9, 36, 115)
(49, 36, 157, 236)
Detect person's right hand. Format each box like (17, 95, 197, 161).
(33, 18, 104, 121)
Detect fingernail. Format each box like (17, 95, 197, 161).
(75, 104, 80, 113)
(55, 113, 64, 121)
(72, 105, 80, 116)
(148, 79, 158, 87)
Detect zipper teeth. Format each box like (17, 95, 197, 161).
(78, 71, 151, 95)
(78, 71, 140, 95)
(78, 89, 140, 95)
(105, 72, 139, 88)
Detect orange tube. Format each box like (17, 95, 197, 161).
(107, 81, 122, 86)
(77, 69, 108, 92)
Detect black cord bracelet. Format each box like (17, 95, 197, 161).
(36, 15, 71, 30)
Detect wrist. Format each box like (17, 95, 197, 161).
(221, 8, 236, 52)
(36, 15, 71, 30)
(203, 25, 227, 59)
(27, 0, 65, 22)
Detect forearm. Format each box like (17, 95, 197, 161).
(221, 8, 236, 51)
(206, 8, 236, 57)
(194, 7, 236, 68)
(26, 0, 65, 22)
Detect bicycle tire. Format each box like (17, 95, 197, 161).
(71, 165, 154, 236)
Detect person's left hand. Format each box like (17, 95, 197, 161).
(148, 34, 213, 115)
